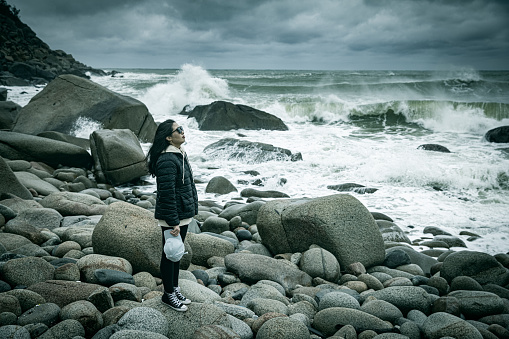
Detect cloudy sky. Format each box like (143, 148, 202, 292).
(8, 0, 509, 70)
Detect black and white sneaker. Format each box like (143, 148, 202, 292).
(175, 286, 191, 305)
(162, 291, 188, 311)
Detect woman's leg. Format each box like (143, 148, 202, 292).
(171, 225, 188, 289)
(160, 227, 175, 293)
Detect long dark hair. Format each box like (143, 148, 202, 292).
(146, 119, 175, 177)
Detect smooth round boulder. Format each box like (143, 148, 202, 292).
(2, 257, 55, 287)
(0, 325, 31, 339)
(360, 299, 404, 323)
(187, 232, 234, 267)
(17, 302, 60, 327)
(76, 254, 133, 284)
(116, 307, 169, 335)
(40, 191, 107, 216)
(205, 176, 238, 194)
(422, 312, 483, 339)
(484, 126, 509, 143)
(60, 300, 103, 337)
(92, 202, 160, 276)
(441, 251, 509, 286)
(200, 216, 230, 234)
(36, 319, 85, 339)
(0, 294, 21, 316)
(4, 289, 46, 312)
(313, 307, 393, 336)
(364, 286, 436, 315)
(318, 291, 360, 311)
(256, 317, 309, 339)
(448, 290, 505, 319)
(299, 247, 341, 282)
(257, 194, 385, 268)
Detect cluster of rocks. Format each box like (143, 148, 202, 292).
(0, 1, 105, 86)
(1, 149, 509, 339)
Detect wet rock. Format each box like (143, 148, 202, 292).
(417, 144, 451, 152)
(205, 176, 238, 194)
(484, 126, 509, 143)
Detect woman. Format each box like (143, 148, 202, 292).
(146, 119, 198, 312)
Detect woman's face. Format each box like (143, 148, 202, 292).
(166, 122, 185, 146)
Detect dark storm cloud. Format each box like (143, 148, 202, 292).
(7, 0, 509, 69)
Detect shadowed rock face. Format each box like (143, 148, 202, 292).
(180, 100, 288, 131)
(11, 74, 157, 142)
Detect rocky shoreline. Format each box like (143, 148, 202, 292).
(1, 156, 509, 339)
(0, 74, 508, 339)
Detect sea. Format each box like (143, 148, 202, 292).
(6, 65, 509, 255)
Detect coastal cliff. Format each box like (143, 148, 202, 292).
(0, 0, 105, 86)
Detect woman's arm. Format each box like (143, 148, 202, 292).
(156, 155, 180, 226)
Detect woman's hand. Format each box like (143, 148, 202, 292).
(170, 225, 180, 236)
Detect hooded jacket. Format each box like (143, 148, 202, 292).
(154, 145, 198, 226)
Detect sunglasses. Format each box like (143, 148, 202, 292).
(171, 126, 184, 135)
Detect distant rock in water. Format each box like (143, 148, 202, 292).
(0, 2, 105, 85)
(327, 183, 378, 194)
(11, 74, 157, 142)
(180, 100, 288, 131)
(417, 144, 451, 153)
(203, 138, 302, 164)
(484, 126, 509, 143)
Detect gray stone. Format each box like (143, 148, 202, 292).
(0, 131, 92, 168)
(0, 325, 31, 339)
(0, 312, 17, 326)
(14, 171, 60, 196)
(218, 201, 265, 225)
(1, 257, 55, 287)
(179, 279, 222, 303)
(116, 307, 169, 335)
(0, 232, 31, 251)
(227, 314, 253, 339)
(109, 283, 142, 302)
(422, 312, 483, 339)
(484, 126, 509, 143)
(0, 294, 21, 316)
(383, 249, 411, 268)
(364, 286, 436, 315)
(313, 307, 393, 336)
(240, 188, 290, 199)
(10, 243, 49, 257)
(37, 319, 86, 339)
(133, 272, 157, 290)
(225, 253, 312, 294)
(433, 235, 467, 248)
(201, 216, 230, 234)
(213, 301, 256, 320)
(92, 202, 161, 276)
(110, 330, 169, 339)
(94, 269, 135, 287)
(240, 283, 289, 307)
(299, 247, 341, 282)
(377, 220, 411, 244)
(40, 192, 107, 216)
(360, 299, 404, 323)
(256, 317, 309, 339)
(318, 291, 360, 311)
(17, 302, 60, 327)
(5, 207, 63, 230)
(90, 129, 148, 186)
(247, 298, 288, 316)
(143, 297, 231, 339)
(448, 290, 505, 319)
(287, 301, 316, 321)
(187, 232, 234, 267)
(77, 254, 133, 284)
(205, 176, 238, 194)
(257, 194, 385, 268)
(0, 156, 33, 199)
(12, 74, 156, 142)
(183, 101, 288, 131)
(441, 251, 509, 286)
(60, 300, 103, 337)
(27, 280, 111, 309)
(3, 289, 46, 312)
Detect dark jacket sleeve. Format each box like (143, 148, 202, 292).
(155, 154, 180, 226)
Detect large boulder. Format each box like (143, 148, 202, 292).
(90, 129, 148, 185)
(92, 202, 161, 276)
(440, 251, 509, 286)
(0, 156, 33, 199)
(180, 100, 288, 131)
(2, 257, 55, 287)
(186, 233, 235, 266)
(12, 74, 157, 142)
(224, 252, 312, 293)
(0, 131, 92, 168)
(257, 194, 385, 268)
(0, 101, 21, 130)
(484, 126, 509, 143)
(204, 138, 301, 163)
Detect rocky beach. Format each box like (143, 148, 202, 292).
(1, 74, 509, 339)
(2, 2, 509, 338)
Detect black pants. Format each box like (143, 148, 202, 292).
(160, 225, 188, 293)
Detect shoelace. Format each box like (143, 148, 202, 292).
(167, 292, 183, 307)
(174, 287, 186, 301)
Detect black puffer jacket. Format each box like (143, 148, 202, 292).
(154, 147, 198, 226)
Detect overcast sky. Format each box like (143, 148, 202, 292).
(8, 0, 509, 70)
